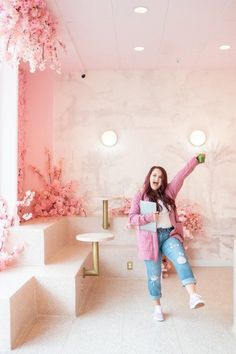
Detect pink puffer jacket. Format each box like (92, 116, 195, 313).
(129, 157, 199, 261)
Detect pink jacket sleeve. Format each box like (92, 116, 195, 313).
(166, 157, 199, 199)
(129, 191, 154, 226)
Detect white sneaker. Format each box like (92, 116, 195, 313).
(153, 306, 164, 321)
(190, 293, 205, 309)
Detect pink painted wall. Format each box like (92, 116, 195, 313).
(24, 69, 54, 191)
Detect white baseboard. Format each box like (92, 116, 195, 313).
(189, 259, 233, 267)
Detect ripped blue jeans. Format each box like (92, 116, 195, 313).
(144, 227, 196, 300)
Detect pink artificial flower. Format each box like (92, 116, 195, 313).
(0, 260, 7, 271)
(110, 197, 132, 216)
(0, 0, 65, 72)
(176, 200, 203, 240)
(19, 151, 87, 220)
(12, 244, 24, 254)
(49, 209, 57, 216)
(58, 208, 65, 215)
(69, 206, 76, 214)
(22, 213, 32, 221)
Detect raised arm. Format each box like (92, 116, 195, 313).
(166, 157, 199, 199)
(129, 191, 154, 226)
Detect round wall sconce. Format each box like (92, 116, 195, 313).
(189, 130, 206, 146)
(101, 130, 118, 147)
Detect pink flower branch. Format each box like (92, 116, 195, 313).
(110, 197, 132, 216)
(0, 194, 31, 271)
(22, 150, 87, 220)
(0, 0, 65, 73)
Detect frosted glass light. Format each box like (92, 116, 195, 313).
(189, 130, 206, 146)
(101, 130, 118, 147)
(219, 45, 231, 50)
(134, 46, 144, 52)
(134, 7, 148, 14)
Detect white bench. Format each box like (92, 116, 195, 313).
(0, 217, 95, 350)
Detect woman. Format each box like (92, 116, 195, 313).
(129, 155, 205, 321)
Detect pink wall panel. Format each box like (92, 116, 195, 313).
(24, 69, 54, 191)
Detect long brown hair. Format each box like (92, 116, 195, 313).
(142, 166, 176, 212)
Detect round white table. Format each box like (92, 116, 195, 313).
(76, 232, 114, 277)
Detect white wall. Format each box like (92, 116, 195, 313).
(53, 70, 236, 264)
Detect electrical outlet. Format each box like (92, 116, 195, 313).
(127, 261, 133, 270)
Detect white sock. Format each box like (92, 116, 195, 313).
(154, 305, 162, 312)
(191, 293, 199, 297)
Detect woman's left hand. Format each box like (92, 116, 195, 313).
(197, 153, 206, 163)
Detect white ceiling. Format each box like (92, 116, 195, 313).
(49, 0, 236, 73)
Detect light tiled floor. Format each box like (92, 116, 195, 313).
(11, 267, 236, 354)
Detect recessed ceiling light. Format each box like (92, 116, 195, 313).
(134, 6, 148, 14)
(219, 45, 231, 50)
(134, 46, 144, 52)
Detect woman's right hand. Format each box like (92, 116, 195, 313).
(153, 212, 160, 221)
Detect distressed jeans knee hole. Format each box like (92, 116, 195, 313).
(150, 275, 159, 282)
(177, 256, 187, 264)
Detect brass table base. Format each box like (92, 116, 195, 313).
(83, 241, 99, 277)
(102, 199, 110, 229)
